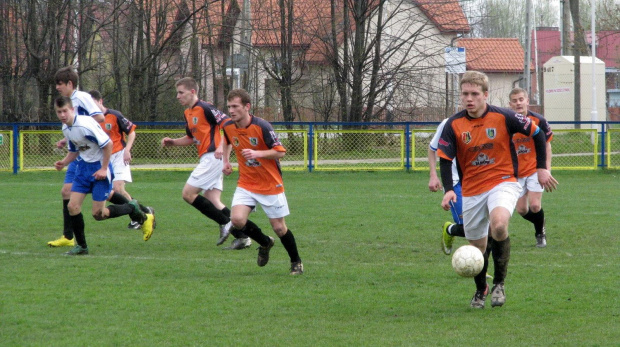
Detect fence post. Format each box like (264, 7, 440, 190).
(308, 123, 314, 172)
(600, 122, 606, 168)
(405, 123, 411, 171)
(12, 124, 19, 174)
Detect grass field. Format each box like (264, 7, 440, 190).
(0, 170, 618, 346)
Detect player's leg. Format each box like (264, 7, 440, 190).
(442, 183, 465, 255)
(204, 188, 233, 246)
(487, 182, 521, 308)
(48, 162, 77, 247)
(230, 187, 272, 253)
(64, 191, 89, 255)
(462, 194, 490, 308)
(262, 192, 302, 274)
(518, 174, 546, 247)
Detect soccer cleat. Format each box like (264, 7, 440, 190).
(290, 261, 304, 275)
(486, 273, 493, 280)
(470, 284, 489, 309)
(441, 222, 455, 255)
(141, 214, 155, 241)
(491, 283, 506, 307)
(127, 221, 141, 230)
(536, 232, 547, 248)
(128, 199, 146, 224)
(64, 245, 89, 255)
(224, 237, 252, 250)
(257, 236, 275, 267)
(47, 236, 75, 247)
(146, 207, 156, 229)
(217, 221, 232, 246)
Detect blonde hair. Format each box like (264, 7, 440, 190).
(175, 77, 199, 93)
(509, 87, 528, 99)
(460, 71, 489, 93)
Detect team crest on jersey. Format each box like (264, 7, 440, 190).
(517, 145, 530, 155)
(249, 137, 258, 146)
(105, 123, 112, 130)
(461, 132, 472, 144)
(486, 128, 496, 139)
(232, 137, 240, 147)
(192, 117, 198, 125)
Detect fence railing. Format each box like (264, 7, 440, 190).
(2, 121, 619, 173)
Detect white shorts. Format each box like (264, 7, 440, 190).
(517, 172, 544, 197)
(186, 152, 223, 191)
(462, 181, 522, 240)
(232, 187, 290, 219)
(110, 150, 132, 182)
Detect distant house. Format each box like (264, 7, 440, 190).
(456, 38, 530, 108)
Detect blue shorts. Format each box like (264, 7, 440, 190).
(64, 159, 78, 184)
(71, 160, 112, 201)
(449, 182, 463, 224)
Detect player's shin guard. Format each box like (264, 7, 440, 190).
(107, 204, 134, 218)
(191, 195, 229, 225)
(240, 220, 271, 246)
(491, 236, 511, 284)
(279, 229, 301, 263)
(531, 208, 545, 236)
(449, 224, 465, 237)
(63, 199, 74, 240)
(69, 213, 87, 248)
(474, 249, 490, 291)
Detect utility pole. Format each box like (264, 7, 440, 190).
(523, 0, 532, 96)
(561, 0, 571, 55)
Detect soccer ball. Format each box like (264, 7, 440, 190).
(451, 245, 484, 277)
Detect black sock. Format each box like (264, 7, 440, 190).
(221, 207, 231, 218)
(109, 193, 130, 205)
(491, 237, 511, 285)
(448, 224, 465, 237)
(531, 208, 545, 236)
(191, 195, 229, 225)
(474, 248, 490, 292)
(230, 228, 249, 239)
(239, 220, 271, 246)
(62, 199, 73, 240)
(69, 213, 86, 248)
(107, 204, 134, 218)
(280, 230, 301, 263)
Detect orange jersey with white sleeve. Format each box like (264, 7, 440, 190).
(101, 109, 136, 154)
(437, 105, 540, 197)
(222, 115, 286, 195)
(184, 100, 229, 157)
(512, 110, 553, 177)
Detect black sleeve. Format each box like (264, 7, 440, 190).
(440, 158, 454, 192)
(532, 130, 547, 169)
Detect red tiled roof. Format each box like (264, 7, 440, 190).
(456, 38, 526, 72)
(415, 0, 470, 33)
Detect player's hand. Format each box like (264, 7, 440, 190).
(123, 151, 132, 165)
(161, 137, 174, 147)
(214, 146, 224, 160)
(54, 161, 65, 171)
(93, 168, 107, 180)
(56, 138, 67, 149)
(223, 162, 233, 176)
(441, 190, 457, 211)
(537, 168, 558, 192)
(241, 149, 258, 159)
(428, 177, 442, 192)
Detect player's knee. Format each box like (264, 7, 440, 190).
(529, 202, 542, 213)
(230, 216, 246, 230)
(182, 191, 196, 204)
(61, 187, 71, 199)
(93, 210, 105, 221)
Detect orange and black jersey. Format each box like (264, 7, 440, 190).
(437, 105, 540, 197)
(222, 115, 286, 195)
(101, 109, 136, 154)
(184, 100, 229, 157)
(513, 110, 553, 177)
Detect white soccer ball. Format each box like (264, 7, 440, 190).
(451, 245, 484, 277)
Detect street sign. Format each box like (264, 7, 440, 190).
(445, 47, 466, 74)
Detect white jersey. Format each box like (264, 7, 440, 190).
(63, 115, 110, 163)
(429, 118, 460, 186)
(71, 90, 103, 118)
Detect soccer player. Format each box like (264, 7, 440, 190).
(428, 118, 465, 255)
(508, 88, 553, 247)
(160, 77, 247, 247)
(53, 96, 154, 255)
(89, 90, 154, 229)
(221, 88, 303, 275)
(48, 66, 106, 247)
(437, 71, 557, 308)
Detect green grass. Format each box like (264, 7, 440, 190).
(0, 170, 619, 346)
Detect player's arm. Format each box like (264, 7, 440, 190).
(222, 144, 233, 176)
(240, 148, 285, 160)
(214, 132, 225, 160)
(428, 148, 442, 192)
(92, 113, 105, 123)
(93, 141, 113, 180)
(161, 135, 194, 147)
(54, 151, 79, 170)
(531, 128, 558, 192)
(123, 130, 136, 164)
(546, 141, 552, 171)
